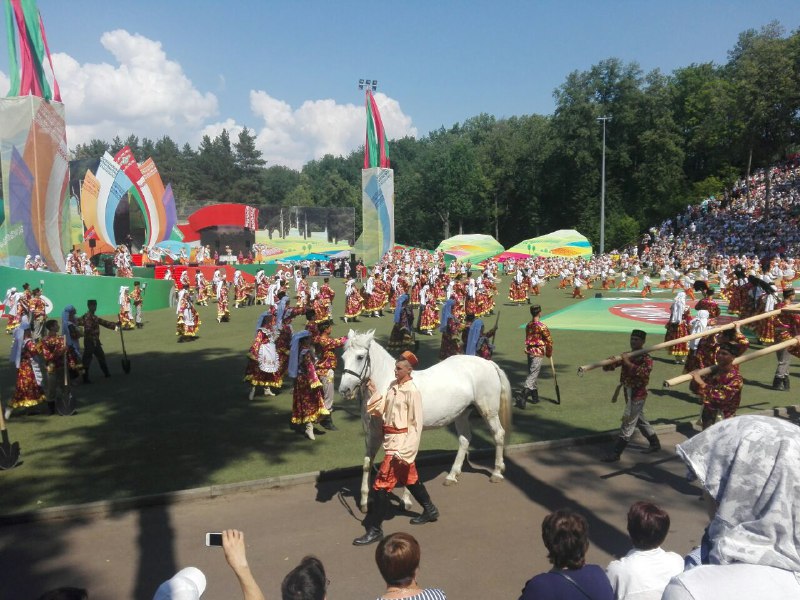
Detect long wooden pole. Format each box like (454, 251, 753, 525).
(577, 304, 800, 375)
(663, 338, 800, 388)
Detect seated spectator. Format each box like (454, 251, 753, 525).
(662, 415, 800, 599)
(374, 532, 446, 599)
(281, 555, 327, 600)
(606, 501, 683, 599)
(519, 509, 613, 600)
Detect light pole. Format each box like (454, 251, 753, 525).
(597, 116, 611, 255)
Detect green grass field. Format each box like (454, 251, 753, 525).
(0, 277, 795, 515)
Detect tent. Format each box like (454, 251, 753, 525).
(435, 234, 504, 265)
(496, 229, 592, 261)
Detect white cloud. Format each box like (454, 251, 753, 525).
(204, 91, 417, 170)
(53, 29, 218, 147)
(12, 28, 417, 169)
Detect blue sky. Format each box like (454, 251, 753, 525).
(3, 1, 798, 168)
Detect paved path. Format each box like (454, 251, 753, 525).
(1, 430, 709, 600)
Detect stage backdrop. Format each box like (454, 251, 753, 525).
(0, 97, 73, 271)
(361, 167, 394, 266)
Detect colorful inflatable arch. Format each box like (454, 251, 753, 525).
(79, 147, 178, 254)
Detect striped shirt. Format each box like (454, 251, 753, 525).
(376, 589, 446, 600)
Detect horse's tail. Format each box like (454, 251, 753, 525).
(491, 361, 513, 440)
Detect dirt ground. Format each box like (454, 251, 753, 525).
(0, 427, 713, 600)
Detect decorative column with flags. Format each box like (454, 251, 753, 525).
(360, 86, 394, 266)
(0, 0, 70, 270)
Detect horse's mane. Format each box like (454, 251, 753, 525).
(344, 329, 375, 351)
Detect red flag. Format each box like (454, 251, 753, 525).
(84, 225, 98, 241)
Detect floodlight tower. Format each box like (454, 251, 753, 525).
(358, 78, 379, 94)
(597, 115, 611, 255)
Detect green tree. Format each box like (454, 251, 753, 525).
(726, 23, 800, 173)
(71, 139, 109, 160)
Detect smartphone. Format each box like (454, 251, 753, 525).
(205, 532, 223, 547)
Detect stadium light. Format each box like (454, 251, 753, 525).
(597, 116, 611, 255)
(358, 78, 379, 92)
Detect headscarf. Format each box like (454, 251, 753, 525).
(276, 296, 290, 328)
(10, 322, 30, 367)
(119, 286, 128, 305)
(764, 285, 779, 312)
(310, 282, 319, 300)
(688, 309, 710, 351)
(4, 287, 17, 309)
(254, 310, 272, 336)
(670, 291, 686, 323)
(394, 294, 409, 324)
(345, 279, 355, 296)
(676, 416, 800, 572)
(288, 330, 311, 378)
(438, 299, 455, 333)
(465, 319, 484, 356)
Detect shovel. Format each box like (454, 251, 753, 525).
(549, 355, 562, 405)
(119, 323, 131, 374)
(56, 335, 76, 416)
(0, 393, 21, 469)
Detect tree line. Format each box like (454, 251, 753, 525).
(71, 23, 800, 251)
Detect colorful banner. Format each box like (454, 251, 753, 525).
(115, 146, 158, 247)
(500, 229, 593, 261)
(361, 168, 394, 265)
(140, 157, 167, 242)
(436, 234, 504, 264)
(0, 96, 70, 269)
(364, 90, 390, 169)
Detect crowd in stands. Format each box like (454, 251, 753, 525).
(648, 157, 800, 266)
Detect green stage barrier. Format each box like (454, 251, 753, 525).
(0, 266, 174, 317)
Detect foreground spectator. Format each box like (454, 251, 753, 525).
(153, 567, 206, 600)
(662, 416, 800, 599)
(223, 529, 265, 600)
(281, 555, 327, 600)
(606, 501, 682, 600)
(152, 530, 264, 600)
(519, 509, 613, 600)
(374, 532, 446, 599)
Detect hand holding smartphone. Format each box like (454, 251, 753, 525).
(205, 532, 223, 546)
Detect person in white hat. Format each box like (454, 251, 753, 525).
(153, 566, 206, 600)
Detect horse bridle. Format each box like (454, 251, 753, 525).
(343, 350, 372, 386)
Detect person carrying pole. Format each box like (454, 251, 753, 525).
(601, 329, 660, 462)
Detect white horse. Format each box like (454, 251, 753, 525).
(339, 330, 512, 512)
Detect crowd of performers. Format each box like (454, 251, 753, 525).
(7, 242, 800, 451)
(3, 295, 122, 420)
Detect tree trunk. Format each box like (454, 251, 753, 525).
(441, 211, 450, 240)
(458, 219, 463, 235)
(746, 146, 753, 200)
